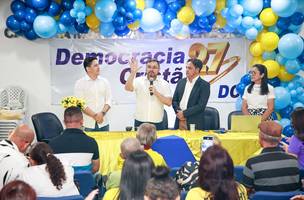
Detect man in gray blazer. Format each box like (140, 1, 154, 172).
(172, 58, 210, 130)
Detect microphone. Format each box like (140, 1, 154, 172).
(149, 78, 154, 96)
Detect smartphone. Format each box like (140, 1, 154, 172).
(201, 136, 214, 152)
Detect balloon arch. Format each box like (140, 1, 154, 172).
(5, 0, 304, 136)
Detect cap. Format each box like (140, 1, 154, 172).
(258, 121, 282, 137)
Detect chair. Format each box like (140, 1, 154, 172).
(227, 110, 243, 129)
(74, 170, 96, 197)
(250, 191, 304, 200)
(234, 166, 244, 182)
(31, 112, 63, 143)
(202, 107, 220, 130)
(152, 135, 196, 168)
(0, 86, 27, 139)
(37, 195, 84, 200)
(169, 167, 179, 177)
(180, 191, 188, 200)
(162, 110, 168, 130)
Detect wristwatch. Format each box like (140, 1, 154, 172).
(101, 111, 106, 116)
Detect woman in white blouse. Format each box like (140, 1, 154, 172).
(18, 142, 79, 197)
(242, 64, 275, 121)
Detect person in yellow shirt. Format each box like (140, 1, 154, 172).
(186, 145, 248, 200)
(106, 138, 142, 190)
(103, 150, 154, 200)
(136, 123, 167, 166)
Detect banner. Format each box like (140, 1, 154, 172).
(50, 38, 247, 105)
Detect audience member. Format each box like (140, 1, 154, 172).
(175, 134, 221, 191)
(49, 106, 100, 173)
(186, 145, 248, 200)
(106, 138, 142, 190)
(0, 180, 36, 200)
(288, 108, 304, 169)
(243, 121, 300, 193)
(136, 123, 167, 166)
(18, 142, 79, 197)
(103, 150, 154, 200)
(0, 124, 34, 188)
(74, 56, 112, 131)
(125, 58, 172, 130)
(242, 64, 275, 121)
(145, 166, 180, 200)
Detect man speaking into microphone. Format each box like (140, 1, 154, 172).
(125, 58, 172, 130)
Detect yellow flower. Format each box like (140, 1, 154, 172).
(61, 96, 86, 110)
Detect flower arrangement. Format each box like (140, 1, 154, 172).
(61, 96, 85, 110)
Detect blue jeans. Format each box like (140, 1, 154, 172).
(84, 122, 109, 132)
(134, 120, 164, 130)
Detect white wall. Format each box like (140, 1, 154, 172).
(0, 0, 245, 131)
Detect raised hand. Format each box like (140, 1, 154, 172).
(129, 57, 141, 74)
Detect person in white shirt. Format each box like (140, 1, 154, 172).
(172, 59, 210, 130)
(74, 56, 112, 131)
(242, 64, 275, 121)
(18, 142, 79, 197)
(125, 58, 172, 130)
(0, 124, 34, 189)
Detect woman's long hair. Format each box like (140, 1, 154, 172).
(29, 142, 66, 190)
(119, 150, 154, 200)
(247, 64, 269, 95)
(198, 145, 239, 200)
(292, 108, 304, 141)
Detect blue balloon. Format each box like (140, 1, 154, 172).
(14, 10, 26, 22)
(275, 87, 291, 110)
(291, 12, 304, 25)
(278, 33, 304, 59)
(33, 15, 57, 38)
(280, 105, 293, 118)
(262, 51, 276, 60)
(48, 1, 61, 16)
(236, 83, 246, 96)
(168, 0, 184, 12)
(132, 9, 142, 20)
(163, 8, 176, 26)
(124, 0, 136, 12)
(115, 26, 130, 36)
(85, 6, 93, 16)
(153, 0, 167, 15)
(241, 73, 251, 85)
(192, 0, 216, 17)
(280, 118, 291, 128)
(293, 102, 304, 109)
(268, 25, 281, 34)
(245, 27, 258, 40)
(268, 77, 281, 87)
(30, 0, 50, 11)
(285, 59, 300, 74)
(6, 15, 21, 32)
(235, 96, 243, 110)
(95, 0, 117, 22)
(145, 0, 155, 8)
(140, 8, 164, 32)
(271, 0, 298, 17)
(276, 17, 290, 30)
(20, 20, 31, 31)
(189, 18, 203, 34)
(263, 0, 271, 8)
(60, 11, 73, 26)
(229, 4, 244, 17)
(241, 0, 263, 16)
(100, 22, 115, 37)
(74, 22, 89, 33)
(113, 15, 127, 27)
(283, 125, 294, 137)
(73, 0, 85, 11)
(125, 12, 135, 23)
(24, 29, 38, 40)
(298, 50, 304, 64)
(241, 16, 254, 29)
(207, 14, 216, 25)
(61, 0, 73, 10)
(276, 53, 287, 65)
(11, 0, 25, 13)
(198, 16, 209, 28)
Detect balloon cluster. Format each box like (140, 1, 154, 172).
(6, 0, 222, 40)
(234, 0, 304, 137)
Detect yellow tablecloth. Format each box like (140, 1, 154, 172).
(86, 130, 261, 176)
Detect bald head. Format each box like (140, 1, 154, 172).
(9, 124, 35, 153)
(120, 138, 142, 159)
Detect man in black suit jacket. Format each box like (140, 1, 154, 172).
(172, 58, 210, 130)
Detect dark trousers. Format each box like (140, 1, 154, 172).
(84, 122, 109, 132)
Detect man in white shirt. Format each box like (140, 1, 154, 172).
(0, 124, 34, 188)
(125, 58, 172, 130)
(74, 56, 112, 131)
(172, 58, 210, 130)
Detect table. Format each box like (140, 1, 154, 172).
(86, 130, 260, 175)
